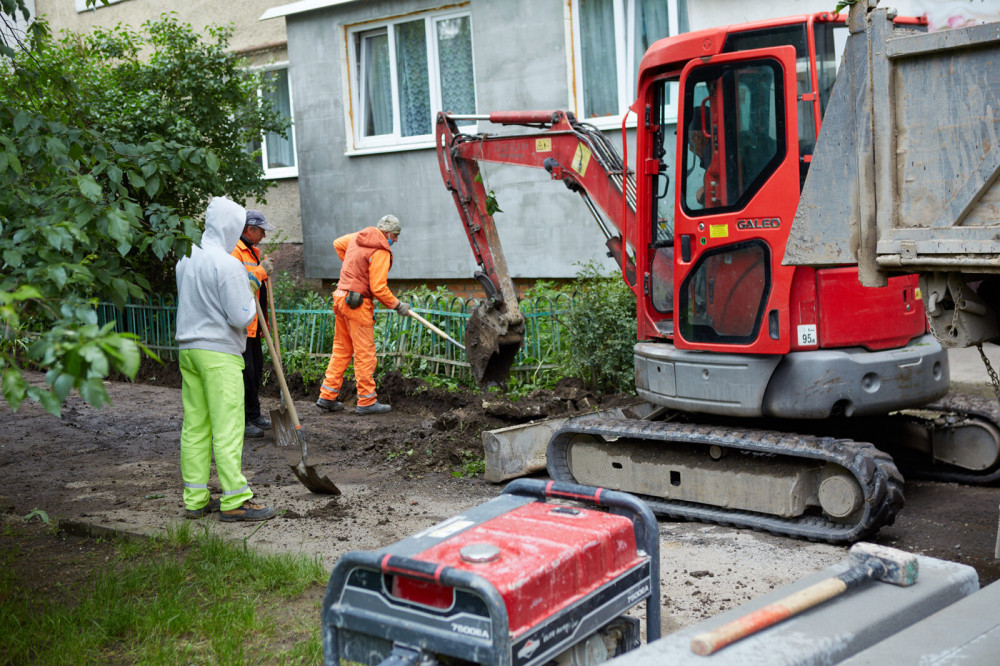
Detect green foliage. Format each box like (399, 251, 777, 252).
(558, 261, 637, 393)
(451, 450, 486, 478)
(270, 271, 330, 310)
(22, 508, 50, 525)
(0, 3, 286, 415)
(279, 346, 328, 387)
(516, 280, 574, 388)
(374, 285, 475, 389)
(834, 0, 860, 14)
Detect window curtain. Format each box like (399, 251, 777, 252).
(437, 16, 476, 115)
(395, 20, 431, 137)
(263, 69, 294, 169)
(633, 0, 671, 95)
(580, 0, 618, 117)
(363, 32, 393, 136)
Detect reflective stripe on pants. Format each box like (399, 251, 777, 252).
(179, 348, 254, 512)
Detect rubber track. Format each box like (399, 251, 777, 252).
(546, 418, 904, 544)
(903, 392, 1000, 484)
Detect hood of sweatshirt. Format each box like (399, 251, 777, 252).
(202, 197, 246, 253)
(353, 226, 392, 252)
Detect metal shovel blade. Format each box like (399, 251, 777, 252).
(269, 403, 298, 449)
(269, 404, 340, 494)
(290, 430, 341, 495)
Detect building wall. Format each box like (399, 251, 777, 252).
(687, 0, 916, 27)
(33, 0, 305, 254)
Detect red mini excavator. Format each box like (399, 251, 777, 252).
(436, 11, 1000, 543)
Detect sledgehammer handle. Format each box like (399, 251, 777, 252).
(690, 577, 849, 656)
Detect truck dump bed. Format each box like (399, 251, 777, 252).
(786, 6, 1000, 345)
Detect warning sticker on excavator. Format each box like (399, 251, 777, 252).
(536, 138, 552, 152)
(572, 143, 591, 176)
(709, 224, 728, 238)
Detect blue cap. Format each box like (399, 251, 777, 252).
(245, 210, 275, 231)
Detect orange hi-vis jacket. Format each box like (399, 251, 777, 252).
(334, 227, 400, 310)
(231, 237, 267, 338)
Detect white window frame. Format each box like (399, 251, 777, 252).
(569, 0, 686, 129)
(346, 7, 477, 153)
(255, 63, 298, 180)
(75, 0, 128, 11)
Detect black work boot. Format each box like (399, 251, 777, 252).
(244, 422, 264, 438)
(184, 497, 221, 519)
(220, 501, 277, 522)
(356, 401, 391, 415)
(316, 398, 345, 412)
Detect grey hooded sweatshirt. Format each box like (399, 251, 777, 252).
(175, 197, 256, 356)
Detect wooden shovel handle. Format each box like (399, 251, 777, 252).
(255, 300, 301, 432)
(690, 577, 847, 656)
(265, 278, 281, 365)
(409, 310, 465, 350)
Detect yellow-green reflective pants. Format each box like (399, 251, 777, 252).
(179, 349, 253, 512)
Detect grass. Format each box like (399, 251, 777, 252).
(452, 450, 486, 478)
(0, 519, 327, 665)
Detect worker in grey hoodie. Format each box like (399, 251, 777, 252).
(175, 197, 277, 522)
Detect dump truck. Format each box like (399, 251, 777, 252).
(435, 3, 1000, 543)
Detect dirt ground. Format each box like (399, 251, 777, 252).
(1, 365, 999, 638)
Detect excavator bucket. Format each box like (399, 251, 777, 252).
(465, 302, 525, 387)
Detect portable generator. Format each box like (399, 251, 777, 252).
(321, 479, 661, 666)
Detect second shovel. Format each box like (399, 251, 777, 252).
(255, 300, 341, 495)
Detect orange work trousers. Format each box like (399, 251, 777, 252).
(320, 293, 379, 407)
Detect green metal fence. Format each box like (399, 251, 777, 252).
(96, 292, 575, 382)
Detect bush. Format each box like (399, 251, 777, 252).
(558, 262, 636, 393)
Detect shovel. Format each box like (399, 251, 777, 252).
(255, 300, 341, 495)
(266, 280, 281, 367)
(407, 309, 465, 350)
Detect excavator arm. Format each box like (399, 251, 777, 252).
(435, 110, 640, 385)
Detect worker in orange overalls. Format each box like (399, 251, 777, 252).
(316, 215, 409, 415)
(231, 210, 275, 437)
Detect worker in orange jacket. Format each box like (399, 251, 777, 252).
(231, 210, 275, 437)
(316, 215, 410, 415)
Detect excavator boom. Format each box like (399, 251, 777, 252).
(435, 111, 641, 385)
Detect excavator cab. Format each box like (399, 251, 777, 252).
(667, 46, 800, 353)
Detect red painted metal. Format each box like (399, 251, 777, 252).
(390, 502, 641, 636)
(815, 269, 926, 350)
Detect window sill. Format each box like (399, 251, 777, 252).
(346, 140, 437, 157)
(262, 168, 298, 180)
(76, 0, 128, 10)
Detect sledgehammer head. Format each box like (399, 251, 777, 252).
(848, 542, 918, 587)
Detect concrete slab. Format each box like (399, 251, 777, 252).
(612, 552, 979, 665)
(481, 405, 656, 482)
(841, 579, 1000, 665)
